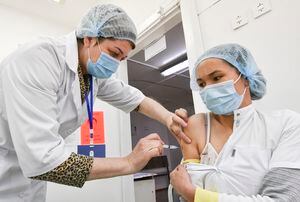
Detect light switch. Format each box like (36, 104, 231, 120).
(232, 14, 249, 30)
(253, 0, 272, 19)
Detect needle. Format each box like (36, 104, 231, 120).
(163, 144, 179, 150)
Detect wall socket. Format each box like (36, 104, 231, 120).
(253, 0, 272, 19)
(232, 13, 249, 30)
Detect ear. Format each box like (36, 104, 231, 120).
(83, 37, 97, 48)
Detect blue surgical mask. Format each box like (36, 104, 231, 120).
(199, 74, 246, 115)
(87, 45, 120, 78)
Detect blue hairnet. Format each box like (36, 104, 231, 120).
(76, 4, 137, 46)
(190, 43, 266, 100)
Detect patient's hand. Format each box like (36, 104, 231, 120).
(170, 164, 196, 202)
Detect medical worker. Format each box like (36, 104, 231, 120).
(0, 4, 190, 201)
(170, 44, 300, 202)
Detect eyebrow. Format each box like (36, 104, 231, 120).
(197, 70, 223, 81)
(114, 46, 124, 55)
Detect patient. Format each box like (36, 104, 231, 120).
(170, 44, 300, 202)
(180, 44, 253, 166)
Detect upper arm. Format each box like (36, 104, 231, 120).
(181, 114, 206, 161)
(96, 77, 145, 113)
(258, 167, 300, 201)
(193, 168, 300, 202)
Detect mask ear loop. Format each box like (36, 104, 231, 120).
(234, 74, 247, 96)
(87, 46, 91, 60)
(233, 74, 242, 84)
(96, 39, 102, 54)
(241, 86, 247, 96)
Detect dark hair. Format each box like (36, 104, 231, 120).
(76, 37, 135, 49)
(76, 37, 106, 46)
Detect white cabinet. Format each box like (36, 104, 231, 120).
(134, 177, 156, 202)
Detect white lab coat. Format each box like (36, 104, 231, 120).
(0, 32, 145, 202)
(186, 105, 300, 201)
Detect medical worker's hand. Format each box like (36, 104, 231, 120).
(125, 133, 164, 174)
(167, 108, 191, 143)
(137, 97, 190, 143)
(170, 165, 196, 202)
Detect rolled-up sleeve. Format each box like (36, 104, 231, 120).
(1, 42, 71, 177)
(31, 152, 93, 188)
(96, 77, 145, 113)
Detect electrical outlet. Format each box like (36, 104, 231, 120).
(232, 14, 249, 30)
(253, 0, 272, 19)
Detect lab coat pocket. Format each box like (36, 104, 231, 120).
(232, 146, 271, 194)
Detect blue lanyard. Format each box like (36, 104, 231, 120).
(85, 75, 94, 142)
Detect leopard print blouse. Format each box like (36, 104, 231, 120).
(30, 65, 93, 187)
(78, 64, 91, 104)
(31, 152, 93, 187)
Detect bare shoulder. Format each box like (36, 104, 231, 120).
(185, 113, 206, 140)
(181, 113, 206, 160)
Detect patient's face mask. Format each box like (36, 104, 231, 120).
(87, 43, 120, 78)
(199, 74, 246, 115)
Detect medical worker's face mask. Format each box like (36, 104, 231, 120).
(199, 74, 246, 115)
(87, 43, 120, 78)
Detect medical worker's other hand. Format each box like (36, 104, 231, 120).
(167, 108, 191, 143)
(170, 165, 196, 202)
(125, 133, 164, 174)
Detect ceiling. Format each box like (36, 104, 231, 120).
(128, 22, 194, 113)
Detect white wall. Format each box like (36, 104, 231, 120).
(181, 0, 300, 113)
(0, 4, 70, 61)
(108, 0, 177, 33)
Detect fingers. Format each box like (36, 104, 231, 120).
(170, 165, 187, 179)
(172, 114, 187, 128)
(143, 133, 162, 141)
(170, 165, 195, 200)
(170, 125, 181, 137)
(174, 164, 185, 172)
(171, 112, 191, 143)
(180, 132, 192, 144)
(171, 125, 191, 144)
(143, 133, 164, 145)
(145, 140, 163, 152)
(128, 136, 164, 173)
(147, 147, 162, 158)
(170, 165, 184, 184)
(175, 108, 188, 122)
(143, 133, 161, 140)
(139, 138, 163, 156)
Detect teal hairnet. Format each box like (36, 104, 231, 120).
(190, 44, 266, 100)
(76, 4, 137, 46)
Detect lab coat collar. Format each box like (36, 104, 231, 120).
(65, 31, 79, 73)
(233, 104, 255, 119)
